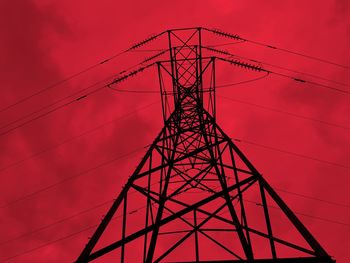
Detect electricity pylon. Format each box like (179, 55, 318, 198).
(76, 28, 335, 263)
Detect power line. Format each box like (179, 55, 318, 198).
(101, 70, 270, 94)
(0, 223, 98, 262)
(2, 130, 348, 210)
(130, 49, 164, 52)
(0, 77, 111, 137)
(2, 27, 348, 117)
(0, 101, 159, 173)
(0, 30, 166, 115)
(1, 98, 347, 211)
(94, 71, 270, 94)
(0, 176, 166, 247)
(0, 200, 113, 246)
(0, 85, 104, 137)
(0, 77, 107, 131)
(216, 72, 270, 88)
(0, 215, 122, 263)
(218, 95, 350, 131)
(3, 44, 347, 138)
(0, 205, 147, 262)
(110, 88, 159, 94)
(203, 45, 350, 89)
(247, 199, 350, 228)
(0, 146, 145, 209)
(1, 139, 347, 245)
(215, 54, 350, 96)
(1, 195, 349, 262)
(3, 146, 348, 215)
(233, 138, 350, 169)
(0, 51, 125, 115)
(1, 180, 348, 247)
(0, 61, 157, 137)
(256, 44, 350, 70)
(0, 58, 156, 133)
(269, 70, 350, 95)
(208, 40, 246, 48)
(291, 210, 350, 227)
(108, 73, 349, 135)
(118, 46, 350, 96)
(1, 184, 348, 248)
(243, 56, 350, 89)
(0, 152, 347, 256)
(0, 101, 159, 209)
(275, 188, 350, 209)
(204, 27, 350, 70)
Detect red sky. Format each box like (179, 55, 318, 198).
(0, 0, 349, 262)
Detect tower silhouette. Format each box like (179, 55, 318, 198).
(76, 28, 334, 263)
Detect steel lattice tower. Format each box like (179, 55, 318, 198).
(76, 28, 334, 263)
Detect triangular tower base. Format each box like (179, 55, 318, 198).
(76, 28, 334, 263)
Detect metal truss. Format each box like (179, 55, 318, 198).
(76, 28, 335, 263)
